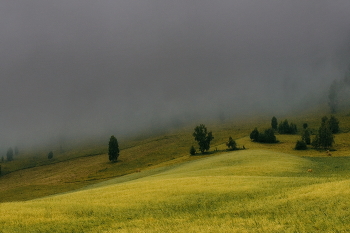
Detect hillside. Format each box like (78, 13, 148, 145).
(1, 109, 350, 202)
(1, 150, 349, 232)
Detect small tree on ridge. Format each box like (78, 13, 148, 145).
(193, 124, 214, 154)
(108, 135, 120, 162)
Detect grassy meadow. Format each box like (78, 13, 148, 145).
(1, 109, 350, 232)
(1, 150, 350, 232)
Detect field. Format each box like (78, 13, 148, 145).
(1, 150, 350, 232)
(1, 110, 350, 232)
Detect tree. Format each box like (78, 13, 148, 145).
(1, 156, 4, 162)
(329, 115, 339, 134)
(312, 121, 334, 149)
(226, 136, 237, 150)
(302, 123, 308, 129)
(271, 116, 278, 130)
(108, 135, 120, 162)
(328, 80, 338, 113)
(189, 146, 196, 155)
(193, 124, 214, 153)
(6, 148, 13, 161)
(301, 129, 311, 145)
(48, 151, 53, 159)
(250, 128, 260, 142)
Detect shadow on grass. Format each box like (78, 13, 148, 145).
(191, 147, 247, 156)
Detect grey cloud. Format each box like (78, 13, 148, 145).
(1, 0, 350, 147)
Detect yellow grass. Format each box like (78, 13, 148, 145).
(1, 150, 349, 232)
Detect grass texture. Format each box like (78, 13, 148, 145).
(1, 150, 350, 232)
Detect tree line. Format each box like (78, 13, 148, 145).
(251, 115, 339, 150)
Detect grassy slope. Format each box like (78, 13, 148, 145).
(0, 109, 350, 231)
(0, 150, 349, 232)
(1, 109, 350, 202)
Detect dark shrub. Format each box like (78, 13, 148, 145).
(295, 140, 307, 150)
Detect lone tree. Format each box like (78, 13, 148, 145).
(48, 151, 53, 159)
(226, 136, 237, 150)
(271, 116, 278, 130)
(193, 124, 214, 154)
(6, 148, 13, 161)
(108, 135, 120, 162)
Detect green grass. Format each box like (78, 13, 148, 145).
(1, 150, 350, 232)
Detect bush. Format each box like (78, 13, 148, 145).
(189, 146, 196, 155)
(295, 140, 307, 150)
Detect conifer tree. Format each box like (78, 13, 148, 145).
(6, 148, 13, 161)
(271, 116, 278, 130)
(108, 135, 120, 162)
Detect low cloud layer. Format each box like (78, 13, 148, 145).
(1, 1, 350, 147)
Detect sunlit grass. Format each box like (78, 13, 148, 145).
(1, 150, 349, 232)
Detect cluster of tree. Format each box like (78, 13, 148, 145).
(311, 116, 339, 149)
(192, 124, 214, 154)
(250, 128, 277, 143)
(2, 147, 20, 162)
(190, 125, 241, 155)
(277, 119, 297, 134)
(295, 123, 311, 150)
(295, 116, 339, 150)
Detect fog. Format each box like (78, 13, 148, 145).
(1, 1, 350, 148)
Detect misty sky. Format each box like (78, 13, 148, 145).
(1, 1, 350, 147)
